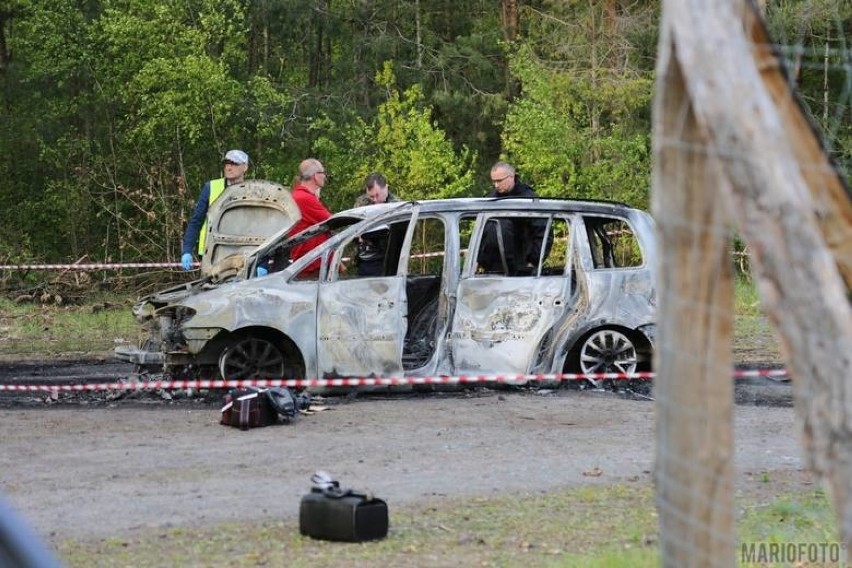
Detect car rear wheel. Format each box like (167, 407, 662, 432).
(219, 337, 286, 381)
(578, 329, 638, 376)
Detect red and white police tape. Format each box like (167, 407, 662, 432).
(0, 368, 788, 393)
(4, 248, 749, 271)
(0, 262, 187, 271)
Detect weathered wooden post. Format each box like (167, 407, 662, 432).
(652, 6, 736, 565)
(654, 0, 852, 563)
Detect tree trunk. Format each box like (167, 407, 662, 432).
(415, 0, 423, 69)
(501, 0, 519, 43)
(0, 7, 17, 76)
(309, 1, 330, 88)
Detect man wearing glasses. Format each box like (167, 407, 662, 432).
(181, 149, 250, 271)
(353, 172, 399, 276)
(479, 161, 550, 275)
(488, 161, 534, 199)
(288, 158, 333, 275)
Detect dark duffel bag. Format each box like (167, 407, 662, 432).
(299, 472, 388, 542)
(220, 388, 278, 430)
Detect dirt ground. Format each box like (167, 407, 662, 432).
(0, 361, 806, 546)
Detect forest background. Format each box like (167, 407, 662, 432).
(0, 0, 849, 267)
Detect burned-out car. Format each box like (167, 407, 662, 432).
(116, 197, 657, 391)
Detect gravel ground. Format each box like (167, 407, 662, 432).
(0, 360, 804, 546)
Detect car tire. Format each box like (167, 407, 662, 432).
(218, 336, 287, 382)
(576, 328, 638, 378)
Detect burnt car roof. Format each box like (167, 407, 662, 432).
(338, 197, 642, 218)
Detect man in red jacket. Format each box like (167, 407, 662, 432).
(289, 158, 333, 275)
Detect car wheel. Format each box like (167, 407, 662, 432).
(578, 329, 638, 376)
(219, 337, 286, 381)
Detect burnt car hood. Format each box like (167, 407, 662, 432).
(131, 221, 298, 321)
(200, 179, 301, 275)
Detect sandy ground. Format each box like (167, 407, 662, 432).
(0, 385, 805, 545)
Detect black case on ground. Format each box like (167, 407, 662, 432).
(299, 488, 388, 542)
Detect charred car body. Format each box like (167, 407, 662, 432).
(116, 193, 657, 391)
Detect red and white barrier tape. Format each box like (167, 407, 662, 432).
(0, 262, 189, 271)
(0, 250, 753, 272)
(0, 368, 788, 393)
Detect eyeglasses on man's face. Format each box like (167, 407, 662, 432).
(491, 174, 511, 185)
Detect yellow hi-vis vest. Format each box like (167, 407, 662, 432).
(197, 178, 226, 255)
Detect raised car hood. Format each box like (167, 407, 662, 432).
(201, 179, 301, 276)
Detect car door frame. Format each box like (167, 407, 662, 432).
(314, 208, 420, 380)
(448, 210, 573, 379)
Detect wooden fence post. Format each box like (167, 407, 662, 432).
(657, 0, 852, 554)
(652, 8, 736, 565)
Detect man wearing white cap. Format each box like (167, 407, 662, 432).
(181, 149, 250, 270)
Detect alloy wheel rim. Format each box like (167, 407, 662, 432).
(579, 329, 638, 376)
(219, 337, 286, 381)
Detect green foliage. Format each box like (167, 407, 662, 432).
(420, 10, 509, 179)
(502, 37, 653, 207)
(371, 64, 477, 200)
(313, 62, 477, 213)
(236, 76, 299, 181)
(0, 0, 849, 264)
(94, 0, 250, 153)
(125, 55, 242, 149)
(764, 0, 852, 176)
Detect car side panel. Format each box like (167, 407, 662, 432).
(449, 276, 569, 379)
(316, 276, 407, 378)
(178, 278, 320, 371)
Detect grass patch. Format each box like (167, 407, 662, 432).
(739, 487, 837, 544)
(0, 295, 140, 357)
(55, 481, 839, 567)
(57, 483, 660, 568)
(733, 275, 781, 363)
(734, 274, 763, 317)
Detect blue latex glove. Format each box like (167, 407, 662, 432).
(256, 266, 268, 277)
(181, 253, 194, 271)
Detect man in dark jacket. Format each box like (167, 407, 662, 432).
(478, 161, 551, 275)
(354, 172, 399, 208)
(353, 172, 399, 276)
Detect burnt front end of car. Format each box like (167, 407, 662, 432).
(115, 296, 198, 370)
(115, 274, 239, 369)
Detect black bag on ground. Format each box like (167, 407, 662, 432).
(220, 387, 309, 429)
(299, 471, 388, 542)
(220, 387, 277, 429)
(265, 387, 311, 421)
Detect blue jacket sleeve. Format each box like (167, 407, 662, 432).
(182, 182, 212, 255)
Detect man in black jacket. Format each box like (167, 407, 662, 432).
(353, 172, 399, 276)
(478, 161, 551, 275)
